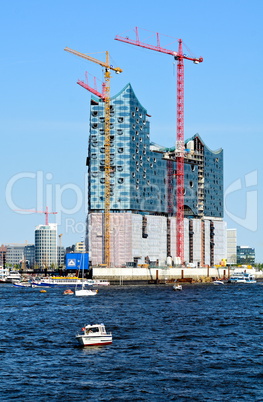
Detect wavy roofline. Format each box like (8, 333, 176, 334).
(91, 82, 147, 113)
(185, 133, 223, 154)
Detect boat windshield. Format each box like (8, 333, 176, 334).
(89, 327, 99, 333)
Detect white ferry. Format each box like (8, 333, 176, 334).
(31, 276, 110, 287)
(229, 272, 256, 284)
(5, 270, 22, 283)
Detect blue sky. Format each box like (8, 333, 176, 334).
(1, 0, 263, 260)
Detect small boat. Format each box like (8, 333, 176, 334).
(13, 281, 32, 288)
(75, 253, 98, 296)
(213, 280, 224, 285)
(86, 279, 110, 286)
(75, 288, 98, 297)
(76, 324, 112, 347)
(173, 284, 182, 291)
(63, 289, 74, 295)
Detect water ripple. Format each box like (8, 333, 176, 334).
(0, 283, 262, 401)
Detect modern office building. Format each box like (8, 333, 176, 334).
(5, 244, 30, 267)
(86, 83, 226, 267)
(75, 241, 85, 253)
(227, 229, 237, 265)
(57, 246, 65, 268)
(24, 244, 35, 269)
(237, 246, 255, 265)
(35, 223, 57, 268)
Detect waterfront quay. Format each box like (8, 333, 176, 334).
(91, 266, 263, 284)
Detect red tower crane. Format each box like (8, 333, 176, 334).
(77, 73, 106, 101)
(115, 27, 203, 263)
(15, 206, 57, 225)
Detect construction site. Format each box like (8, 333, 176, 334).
(65, 28, 227, 279)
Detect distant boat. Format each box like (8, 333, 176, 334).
(76, 324, 112, 347)
(75, 288, 98, 296)
(86, 279, 110, 286)
(213, 280, 225, 285)
(173, 284, 182, 291)
(5, 271, 21, 283)
(31, 277, 109, 287)
(13, 281, 31, 288)
(63, 289, 74, 295)
(75, 254, 98, 297)
(31, 276, 91, 287)
(228, 272, 256, 284)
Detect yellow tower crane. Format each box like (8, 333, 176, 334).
(64, 47, 122, 267)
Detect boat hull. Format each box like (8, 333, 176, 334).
(229, 279, 256, 284)
(13, 282, 32, 288)
(76, 335, 112, 347)
(173, 285, 182, 291)
(63, 289, 74, 295)
(31, 282, 56, 287)
(75, 289, 98, 296)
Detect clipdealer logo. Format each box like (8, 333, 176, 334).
(224, 170, 258, 231)
(6, 169, 259, 233)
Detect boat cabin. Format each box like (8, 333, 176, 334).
(83, 324, 106, 335)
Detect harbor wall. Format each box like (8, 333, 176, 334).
(91, 266, 244, 282)
(92, 267, 263, 282)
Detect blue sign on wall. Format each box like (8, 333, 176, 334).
(65, 253, 89, 270)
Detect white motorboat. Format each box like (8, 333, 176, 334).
(13, 281, 32, 288)
(173, 284, 182, 291)
(213, 280, 225, 285)
(75, 253, 98, 296)
(5, 271, 22, 283)
(76, 324, 112, 347)
(229, 272, 256, 284)
(75, 287, 98, 296)
(86, 279, 110, 286)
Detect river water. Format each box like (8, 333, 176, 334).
(0, 282, 262, 401)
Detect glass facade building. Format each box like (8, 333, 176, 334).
(5, 245, 25, 266)
(87, 83, 223, 219)
(24, 245, 35, 269)
(237, 246, 255, 265)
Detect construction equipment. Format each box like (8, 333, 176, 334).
(64, 47, 122, 267)
(115, 27, 203, 263)
(15, 206, 57, 225)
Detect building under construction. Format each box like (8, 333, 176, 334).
(87, 83, 226, 267)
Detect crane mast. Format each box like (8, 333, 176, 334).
(115, 28, 203, 264)
(64, 47, 122, 267)
(176, 39, 185, 261)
